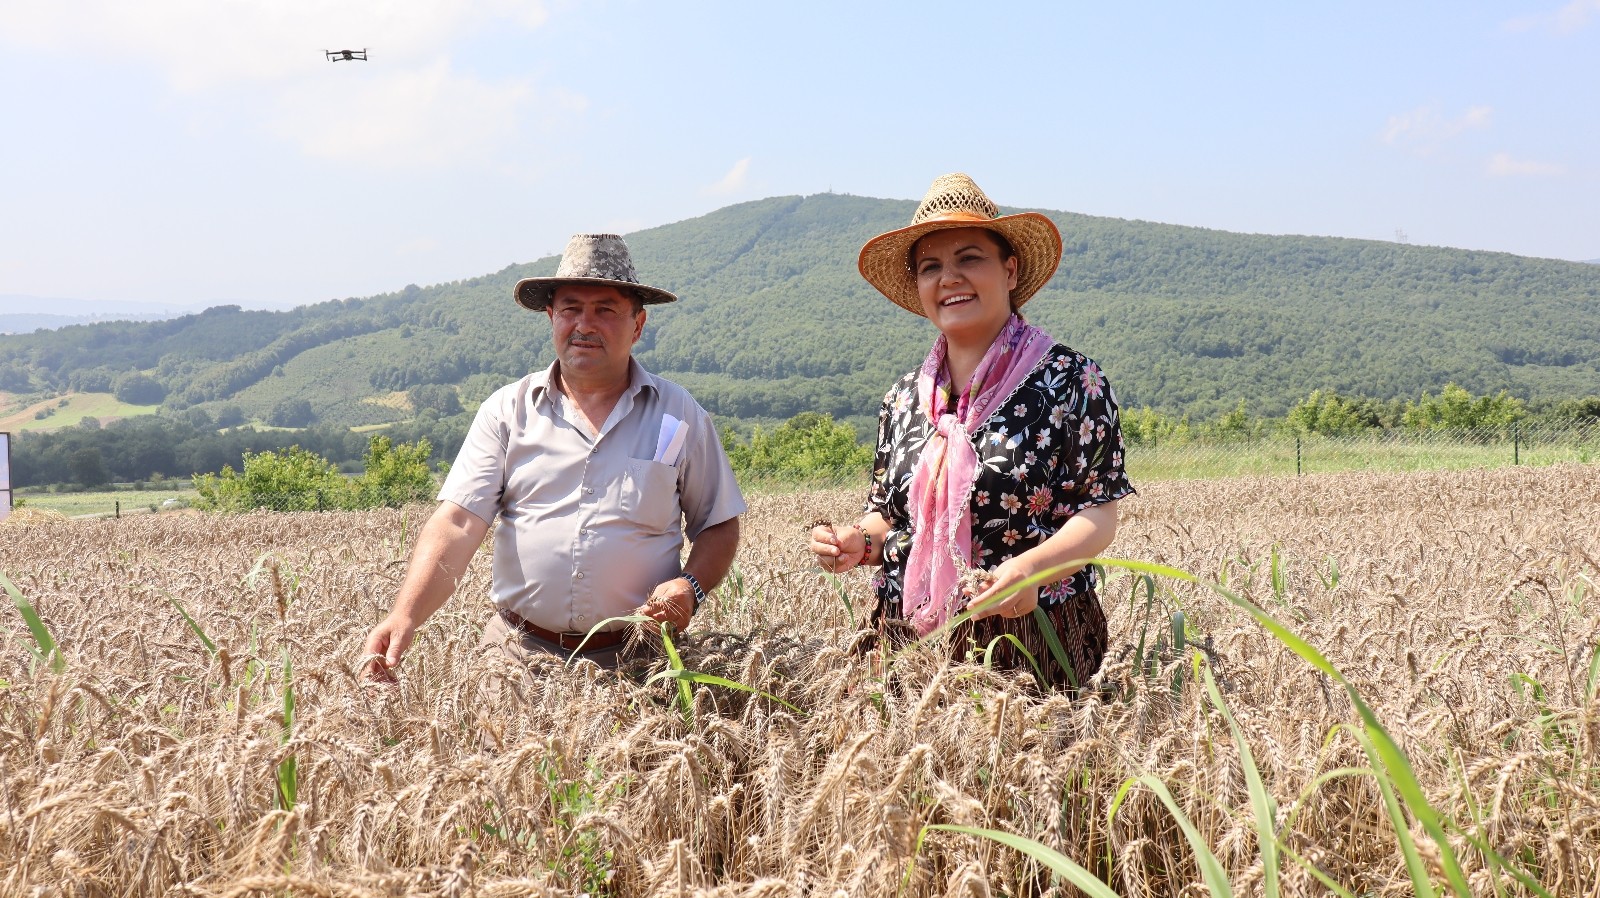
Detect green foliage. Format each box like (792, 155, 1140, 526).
(193, 444, 347, 511)
(1287, 389, 1377, 435)
(191, 436, 436, 512)
(1402, 383, 1525, 430)
(114, 372, 166, 404)
(267, 397, 314, 427)
(724, 411, 873, 481)
(352, 435, 436, 507)
(409, 383, 462, 416)
(5, 193, 1599, 432)
(68, 447, 110, 488)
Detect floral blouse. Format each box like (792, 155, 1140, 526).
(866, 343, 1135, 618)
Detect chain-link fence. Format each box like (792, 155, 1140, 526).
(1125, 421, 1600, 482)
(16, 484, 437, 519)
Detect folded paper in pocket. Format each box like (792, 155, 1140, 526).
(654, 414, 688, 466)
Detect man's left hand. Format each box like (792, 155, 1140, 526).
(638, 577, 695, 631)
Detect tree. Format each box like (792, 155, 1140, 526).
(69, 447, 110, 488)
(192, 436, 436, 512)
(1403, 384, 1525, 430)
(192, 444, 347, 511)
(354, 435, 436, 507)
(114, 373, 167, 404)
(268, 397, 315, 427)
(410, 383, 462, 416)
(726, 412, 873, 481)
(1287, 390, 1374, 436)
(215, 405, 246, 428)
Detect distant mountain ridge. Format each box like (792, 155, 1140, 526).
(2, 193, 1599, 428)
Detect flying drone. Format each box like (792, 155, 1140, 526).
(325, 48, 368, 62)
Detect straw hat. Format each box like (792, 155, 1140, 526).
(514, 233, 677, 311)
(858, 173, 1063, 315)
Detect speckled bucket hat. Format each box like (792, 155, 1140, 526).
(858, 173, 1063, 316)
(514, 233, 677, 311)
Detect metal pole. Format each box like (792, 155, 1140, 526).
(1513, 423, 1520, 465)
(1296, 436, 1302, 476)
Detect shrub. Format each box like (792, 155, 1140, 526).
(726, 412, 872, 482)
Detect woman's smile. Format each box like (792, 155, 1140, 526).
(914, 227, 1019, 346)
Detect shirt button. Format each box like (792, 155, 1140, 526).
(577, 615, 587, 621)
(576, 572, 585, 579)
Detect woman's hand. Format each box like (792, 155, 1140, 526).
(810, 523, 867, 573)
(967, 557, 1040, 620)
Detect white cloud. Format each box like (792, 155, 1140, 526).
(1504, 0, 1600, 33)
(1380, 105, 1492, 155)
(0, 0, 548, 90)
(1486, 152, 1566, 176)
(268, 59, 533, 168)
(707, 157, 752, 195)
(0, 1, 574, 171)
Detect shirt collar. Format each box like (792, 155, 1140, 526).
(530, 357, 656, 405)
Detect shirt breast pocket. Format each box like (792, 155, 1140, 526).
(620, 459, 681, 534)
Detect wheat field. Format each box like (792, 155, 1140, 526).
(2, 465, 1599, 896)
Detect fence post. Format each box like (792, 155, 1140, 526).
(1296, 436, 1302, 477)
(316, 490, 324, 512)
(115, 499, 120, 519)
(1513, 423, 1520, 465)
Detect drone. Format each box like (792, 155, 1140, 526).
(324, 48, 368, 62)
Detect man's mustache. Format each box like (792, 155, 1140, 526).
(567, 333, 604, 348)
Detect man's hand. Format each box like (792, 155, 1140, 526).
(967, 558, 1041, 621)
(362, 614, 418, 683)
(637, 577, 695, 631)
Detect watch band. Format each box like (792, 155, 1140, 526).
(681, 571, 706, 611)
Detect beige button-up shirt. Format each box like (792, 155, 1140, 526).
(438, 359, 745, 633)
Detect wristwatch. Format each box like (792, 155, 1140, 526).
(680, 571, 706, 611)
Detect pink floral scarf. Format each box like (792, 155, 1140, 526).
(903, 314, 1053, 635)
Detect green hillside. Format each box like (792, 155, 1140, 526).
(2, 193, 1599, 428)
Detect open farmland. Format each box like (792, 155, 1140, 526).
(2, 466, 1599, 896)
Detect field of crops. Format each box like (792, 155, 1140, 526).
(2, 465, 1598, 896)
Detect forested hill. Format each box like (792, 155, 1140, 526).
(3, 192, 1599, 429)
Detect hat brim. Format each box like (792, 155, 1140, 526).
(857, 211, 1062, 316)
(514, 276, 678, 311)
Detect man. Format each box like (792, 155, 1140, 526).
(363, 234, 745, 678)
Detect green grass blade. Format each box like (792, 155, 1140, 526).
(923, 824, 1121, 898)
(1201, 661, 1278, 898)
(563, 614, 652, 662)
(277, 649, 297, 809)
(1343, 724, 1435, 897)
(1030, 606, 1079, 688)
(983, 632, 1045, 686)
(3, 570, 64, 673)
(166, 594, 218, 655)
(1128, 775, 1234, 898)
(825, 572, 856, 629)
(644, 669, 803, 714)
(658, 623, 695, 724)
(1275, 839, 1360, 898)
(1099, 558, 1474, 897)
(1202, 578, 1471, 896)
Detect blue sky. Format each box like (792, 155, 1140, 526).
(2, 0, 1595, 311)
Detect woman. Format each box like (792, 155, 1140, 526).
(809, 173, 1134, 689)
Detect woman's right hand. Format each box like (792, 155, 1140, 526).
(810, 523, 867, 573)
